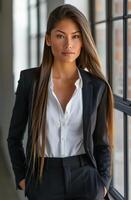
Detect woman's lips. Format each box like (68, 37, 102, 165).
(62, 52, 75, 55)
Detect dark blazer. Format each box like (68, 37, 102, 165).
(7, 66, 112, 199)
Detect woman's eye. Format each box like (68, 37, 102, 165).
(73, 35, 80, 39)
(56, 34, 64, 39)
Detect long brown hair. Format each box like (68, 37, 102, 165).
(30, 4, 114, 181)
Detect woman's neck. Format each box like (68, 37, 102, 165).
(52, 62, 78, 80)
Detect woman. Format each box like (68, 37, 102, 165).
(7, 4, 114, 200)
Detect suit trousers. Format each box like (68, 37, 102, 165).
(26, 154, 105, 200)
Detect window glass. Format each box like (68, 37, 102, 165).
(65, 0, 89, 19)
(30, 37, 37, 67)
(112, 20, 123, 97)
(39, 36, 44, 64)
(13, 0, 28, 90)
(30, 7, 37, 35)
(39, 0, 46, 2)
(95, 0, 106, 21)
(112, 0, 123, 17)
(128, 0, 131, 13)
(29, 0, 37, 6)
(113, 109, 124, 196)
(39, 2, 47, 34)
(128, 19, 131, 101)
(128, 116, 131, 200)
(95, 23, 106, 76)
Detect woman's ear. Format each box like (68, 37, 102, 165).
(46, 34, 51, 46)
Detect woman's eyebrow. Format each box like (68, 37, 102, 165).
(55, 30, 81, 34)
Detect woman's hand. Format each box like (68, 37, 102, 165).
(19, 179, 25, 190)
(104, 186, 107, 197)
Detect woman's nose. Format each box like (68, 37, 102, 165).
(65, 37, 72, 49)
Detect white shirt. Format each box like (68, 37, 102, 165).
(40, 68, 85, 157)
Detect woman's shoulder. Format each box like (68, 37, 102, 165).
(20, 66, 41, 80)
(79, 67, 107, 89)
(18, 66, 41, 92)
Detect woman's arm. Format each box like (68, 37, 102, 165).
(93, 84, 112, 191)
(7, 71, 29, 190)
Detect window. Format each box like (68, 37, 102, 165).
(94, 0, 107, 77)
(113, 109, 124, 196)
(13, 0, 47, 88)
(128, 116, 131, 200)
(89, 0, 131, 199)
(65, 0, 89, 19)
(95, 0, 106, 21)
(128, 0, 131, 13)
(112, 0, 123, 17)
(39, 0, 47, 63)
(112, 20, 123, 97)
(28, 0, 47, 67)
(13, 0, 28, 90)
(95, 23, 106, 76)
(128, 19, 131, 100)
(28, 0, 38, 67)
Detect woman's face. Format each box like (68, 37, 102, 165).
(46, 18, 83, 64)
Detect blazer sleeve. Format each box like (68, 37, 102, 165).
(7, 70, 29, 190)
(93, 83, 112, 191)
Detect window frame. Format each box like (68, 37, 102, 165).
(28, 0, 47, 67)
(89, 0, 131, 199)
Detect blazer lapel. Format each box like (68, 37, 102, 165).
(78, 68, 93, 143)
(79, 68, 98, 168)
(82, 81, 93, 142)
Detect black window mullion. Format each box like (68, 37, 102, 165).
(123, 0, 128, 100)
(28, 0, 31, 67)
(124, 113, 128, 200)
(37, 0, 40, 66)
(106, 0, 112, 85)
(89, 0, 95, 39)
(115, 95, 131, 115)
(123, 0, 128, 199)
